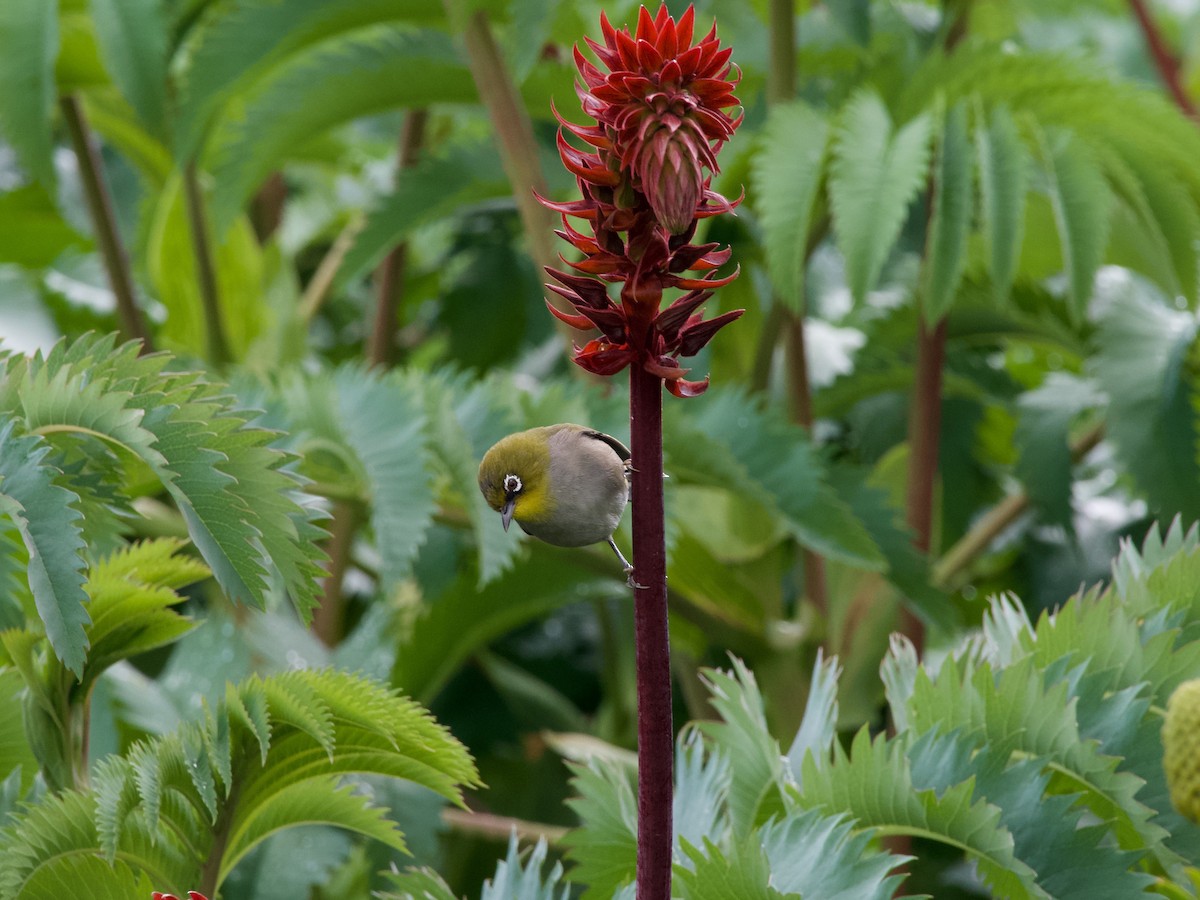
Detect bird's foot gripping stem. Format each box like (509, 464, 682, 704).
(607, 538, 645, 589)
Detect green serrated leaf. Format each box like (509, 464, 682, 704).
(16, 854, 157, 900)
(799, 728, 1043, 899)
(206, 25, 476, 227)
(1092, 278, 1200, 520)
(760, 809, 907, 900)
(562, 758, 637, 899)
(1014, 373, 1102, 528)
(221, 777, 406, 885)
(482, 834, 570, 900)
(333, 367, 434, 587)
(1038, 127, 1111, 322)
(145, 175, 267, 360)
(676, 838, 796, 900)
(379, 867, 458, 900)
(922, 102, 973, 320)
(829, 91, 932, 304)
(0, 669, 37, 794)
(0, 0, 58, 189)
(420, 377, 522, 585)
(337, 140, 510, 288)
(0, 186, 90, 268)
(672, 390, 885, 570)
(974, 104, 1029, 305)
(88, 0, 168, 136)
(394, 542, 619, 703)
(0, 424, 89, 675)
(786, 651, 841, 782)
(906, 728, 1155, 898)
(173, 0, 446, 161)
(752, 102, 830, 310)
(695, 660, 784, 835)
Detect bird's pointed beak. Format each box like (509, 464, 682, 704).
(501, 497, 515, 532)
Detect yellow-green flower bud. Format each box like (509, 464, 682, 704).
(1164, 679, 1200, 824)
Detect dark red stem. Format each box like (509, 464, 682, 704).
(901, 315, 946, 655)
(630, 362, 672, 900)
(1128, 0, 1198, 117)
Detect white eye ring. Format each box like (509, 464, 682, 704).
(503, 474, 523, 494)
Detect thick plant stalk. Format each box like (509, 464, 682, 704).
(368, 109, 428, 367)
(312, 500, 359, 646)
(537, 10, 744, 896)
(901, 315, 947, 654)
(630, 364, 672, 900)
(766, 0, 828, 619)
(455, 8, 557, 277)
(59, 95, 153, 350)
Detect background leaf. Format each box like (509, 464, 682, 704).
(829, 91, 932, 304)
(88, 0, 169, 136)
(0, 0, 59, 189)
(753, 102, 829, 310)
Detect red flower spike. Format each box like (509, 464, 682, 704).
(539, 6, 742, 388)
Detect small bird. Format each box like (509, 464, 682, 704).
(478, 424, 633, 578)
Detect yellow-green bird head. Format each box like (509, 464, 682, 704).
(478, 428, 554, 533)
(478, 424, 631, 557)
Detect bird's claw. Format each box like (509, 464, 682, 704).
(623, 565, 646, 590)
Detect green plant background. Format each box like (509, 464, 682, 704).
(2, 0, 1200, 897)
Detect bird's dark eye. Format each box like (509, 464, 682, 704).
(503, 474, 522, 495)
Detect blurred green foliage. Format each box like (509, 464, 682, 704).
(2, 0, 1200, 896)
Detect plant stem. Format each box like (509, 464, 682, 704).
(441, 808, 569, 844)
(183, 162, 232, 366)
(367, 109, 428, 367)
(59, 95, 153, 351)
(933, 419, 1105, 588)
(629, 363, 672, 900)
(901, 315, 947, 655)
(313, 500, 359, 647)
(249, 172, 287, 243)
(199, 780, 239, 899)
(784, 312, 829, 617)
(299, 215, 364, 323)
(767, 0, 829, 622)
(455, 7, 558, 278)
(767, 0, 796, 102)
(1128, 0, 1198, 117)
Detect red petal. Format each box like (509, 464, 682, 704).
(636, 5, 658, 42)
(635, 38, 664, 73)
(644, 355, 688, 380)
(670, 264, 740, 290)
(677, 6, 695, 48)
(677, 308, 744, 356)
(666, 375, 711, 398)
(546, 268, 611, 307)
(189, 894, 210, 900)
(575, 340, 634, 376)
(566, 254, 623, 275)
(655, 289, 711, 341)
(535, 191, 595, 219)
(547, 299, 598, 331)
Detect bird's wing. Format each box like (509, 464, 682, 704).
(582, 429, 631, 462)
